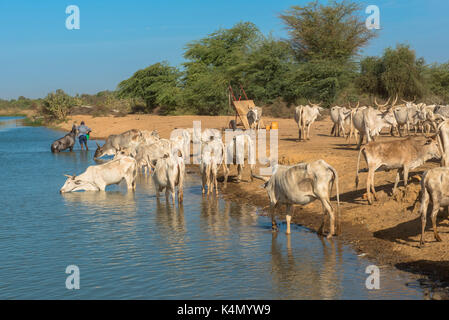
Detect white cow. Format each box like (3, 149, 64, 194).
(152, 152, 185, 205)
(252, 160, 340, 238)
(224, 133, 255, 185)
(295, 104, 323, 141)
(200, 138, 227, 195)
(60, 157, 137, 192)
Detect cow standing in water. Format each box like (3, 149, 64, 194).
(252, 160, 340, 239)
(51, 124, 78, 153)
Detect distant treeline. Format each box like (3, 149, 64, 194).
(2, 1, 449, 121)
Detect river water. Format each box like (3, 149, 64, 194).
(0, 116, 424, 299)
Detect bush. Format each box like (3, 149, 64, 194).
(41, 89, 79, 121)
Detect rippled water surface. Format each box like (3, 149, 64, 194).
(0, 117, 424, 299)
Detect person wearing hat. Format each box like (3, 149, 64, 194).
(77, 121, 92, 151)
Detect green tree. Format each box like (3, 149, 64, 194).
(117, 62, 182, 113)
(357, 44, 426, 100)
(182, 22, 261, 115)
(380, 44, 426, 99)
(280, 0, 376, 62)
(357, 56, 384, 98)
(243, 37, 298, 105)
(426, 62, 449, 102)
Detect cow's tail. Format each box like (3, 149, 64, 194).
(355, 146, 365, 190)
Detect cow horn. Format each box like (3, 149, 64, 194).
(64, 174, 73, 178)
(251, 173, 270, 182)
(374, 97, 390, 108)
(96, 142, 100, 148)
(392, 94, 398, 107)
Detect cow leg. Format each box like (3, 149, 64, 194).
(237, 164, 242, 182)
(403, 167, 409, 188)
(201, 170, 207, 194)
(270, 205, 278, 231)
(320, 197, 335, 238)
(393, 169, 403, 195)
(330, 123, 336, 136)
(223, 164, 230, 188)
(431, 197, 442, 242)
(340, 123, 346, 139)
(249, 164, 254, 182)
(285, 205, 293, 235)
(178, 170, 184, 205)
(370, 168, 378, 201)
(419, 187, 430, 247)
(356, 133, 364, 150)
(213, 168, 219, 195)
(366, 167, 375, 205)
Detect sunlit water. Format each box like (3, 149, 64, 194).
(0, 117, 424, 299)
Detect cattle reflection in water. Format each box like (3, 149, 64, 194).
(270, 233, 344, 299)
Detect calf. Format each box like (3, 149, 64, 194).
(51, 125, 77, 153)
(60, 156, 137, 192)
(418, 167, 449, 246)
(355, 136, 441, 205)
(252, 160, 340, 238)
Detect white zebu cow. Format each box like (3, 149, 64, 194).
(60, 156, 137, 192)
(330, 106, 352, 137)
(200, 138, 226, 195)
(170, 129, 191, 162)
(351, 106, 397, 149)
(295, 104, 323, 141)
(152, 152, 185, 205)
(140, 130, 160, 145)
(418, 167, 449, 246)
(224, 133, 255, 185)
(115, 143, 169, 176)
(252, 160, 340, 238)
(437, 120, 449, 166)
(94, 129, 144, 159)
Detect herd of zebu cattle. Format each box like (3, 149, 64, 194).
(52, 98, 449, 246)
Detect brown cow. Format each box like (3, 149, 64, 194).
(355, 136, 441, 205)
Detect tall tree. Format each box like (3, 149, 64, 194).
(280, 0, 376, 62)
(182, 22, 261, 115)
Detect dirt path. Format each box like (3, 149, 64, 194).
(58, 114, 449, 284)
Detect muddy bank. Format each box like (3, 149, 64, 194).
(57, 114, 449, 289)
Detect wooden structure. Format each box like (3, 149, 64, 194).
(229, 85, 255, 130)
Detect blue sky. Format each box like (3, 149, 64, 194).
(1, 0, 448, 99)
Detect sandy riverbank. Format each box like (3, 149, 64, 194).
(57, 113, 449, 287)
